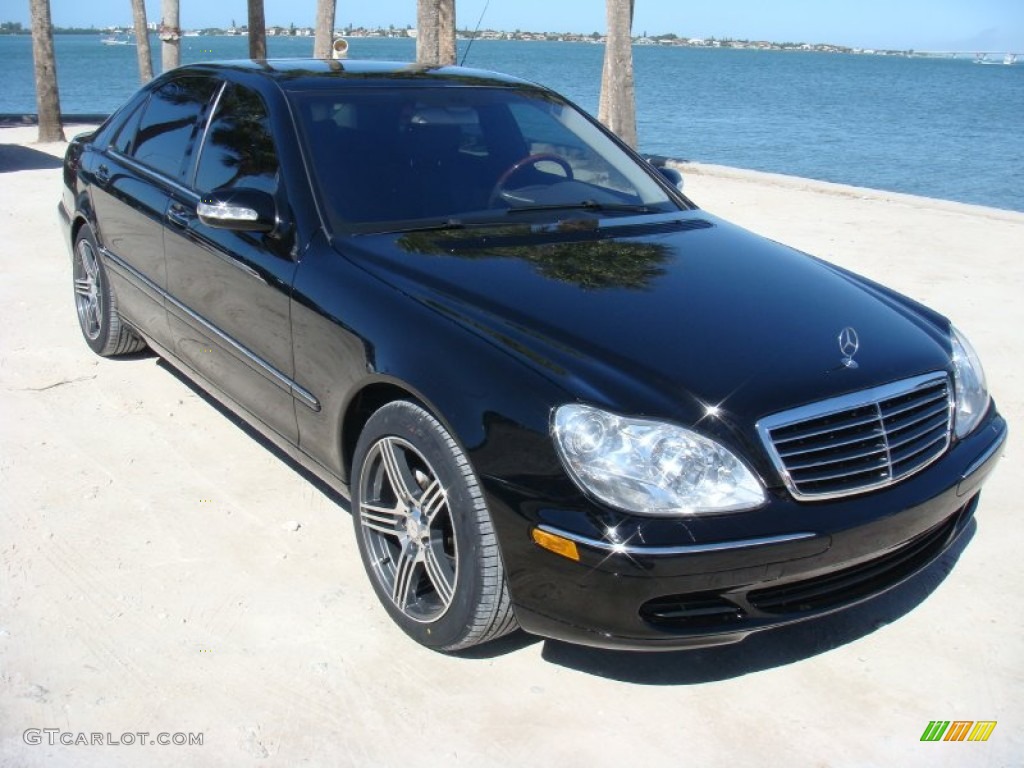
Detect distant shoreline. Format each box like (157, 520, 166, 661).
(2, 28, 1017, 59)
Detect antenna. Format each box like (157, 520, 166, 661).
(460, 0, 491, 67)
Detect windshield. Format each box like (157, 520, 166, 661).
(291, 86, 681, 233)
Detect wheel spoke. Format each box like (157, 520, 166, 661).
(423, 542, 455, 606)
(379, 438, 417, 505)
(74, 278, 93, 296)
(391, 542, 419, 609)
(418, 479, 447, 523)
(80, 247, 99, 280)
(87, 299, 101, 329)
(360, 502, 405, 538)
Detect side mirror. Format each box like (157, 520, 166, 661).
(657, 166, 684, 192)
(197, 188, 277, 232)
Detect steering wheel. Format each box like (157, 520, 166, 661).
(489, 153, 574, 207)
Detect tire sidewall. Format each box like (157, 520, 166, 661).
(73, 224, 116, 355)
(351, 401, 489, 650)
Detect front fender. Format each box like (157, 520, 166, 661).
(290, 236, 572, 488)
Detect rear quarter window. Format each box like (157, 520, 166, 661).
(110, 98, 147, 155)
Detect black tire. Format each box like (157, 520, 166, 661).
(351, 400, 518, 651)
(72, 223, 146, 357)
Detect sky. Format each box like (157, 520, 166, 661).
(9, 0, 1024, 52)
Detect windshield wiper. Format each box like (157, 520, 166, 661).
(361, 218, 467, 235)
(505, 201, 654, 215)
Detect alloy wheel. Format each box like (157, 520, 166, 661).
(73, 238, 103, 341)
(357, 436, 458, 623)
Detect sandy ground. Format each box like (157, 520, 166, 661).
(1, 124, 1021, 767)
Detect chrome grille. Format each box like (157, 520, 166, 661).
(757, 373, 952, 501)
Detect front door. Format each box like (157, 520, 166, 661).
(163, 82, 299, 443)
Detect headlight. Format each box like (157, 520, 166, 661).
(551, 404, 765, 515)
(950, 325, 990, 439)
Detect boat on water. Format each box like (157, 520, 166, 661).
(100, 32, 135, 46)
(973, 53, 1017, 65)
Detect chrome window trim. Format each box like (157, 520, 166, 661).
(535, 525, 817, 557)
(188, 80, 229, 189)
(108, 147, 201, 203)
(98, 244, 320, 412)
(757, 371, 952, 502)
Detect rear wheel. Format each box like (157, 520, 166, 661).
(72, 224, 146, 356)
(351, 400, 517, 651)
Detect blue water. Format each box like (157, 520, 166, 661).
(2, 34, 1022, 211)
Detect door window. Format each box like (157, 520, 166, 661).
(194, 85, 279, 195)
(131, 77, 220, 178)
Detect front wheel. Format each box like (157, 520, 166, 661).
(351, 400, 517, 651)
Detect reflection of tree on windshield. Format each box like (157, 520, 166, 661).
(399, 229, 670, 291)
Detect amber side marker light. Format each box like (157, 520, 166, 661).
(531, 528, 580, 562)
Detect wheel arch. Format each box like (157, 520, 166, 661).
(70, 184, 97, 242)
(70, 214, 88, 247)
(339, 377, 482, 487)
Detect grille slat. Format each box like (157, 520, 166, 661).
(778, 434, 884, 462)
(779, 429, 885, 460)
(785, 443, 887, 471)
(773, 411, 881, 445)
(886, 417, 947, 453)
(791, 455, 891, 484)
(891, 432, 948, 467)
(883, 402, 949, 433)
(757, 374, 952, 501)
(882, 396, 947, 421)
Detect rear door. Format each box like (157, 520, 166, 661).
(88, 77, 220, 346)
(163, 82, 300, 443)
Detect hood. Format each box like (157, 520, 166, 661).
(339, 212, 952, 432)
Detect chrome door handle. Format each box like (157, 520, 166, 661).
(167, 203, 195, 228)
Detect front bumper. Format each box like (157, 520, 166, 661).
(486, 410, 1007, 651)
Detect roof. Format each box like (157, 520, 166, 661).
(173, 59, 540, 91)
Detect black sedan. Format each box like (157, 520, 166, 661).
(58, 60, 1006, 652)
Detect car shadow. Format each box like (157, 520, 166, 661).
(152, 356, 975, 680)
(105, 348, 158, 362)
(539, 521, 975, 684)
(154, 358, 351, 511)
(0, 144, 64, 173)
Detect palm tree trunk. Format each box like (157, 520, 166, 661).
(438, 0, 456, 66)
(130, 0, 154, 83)
(599, 0, 637, 149)
(160, 0, 180, 72)
(29, 0, 63, 142)
(416, 0, 440, 66)
(248, 0, 267, 59)
(313, 0, 336, 59)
